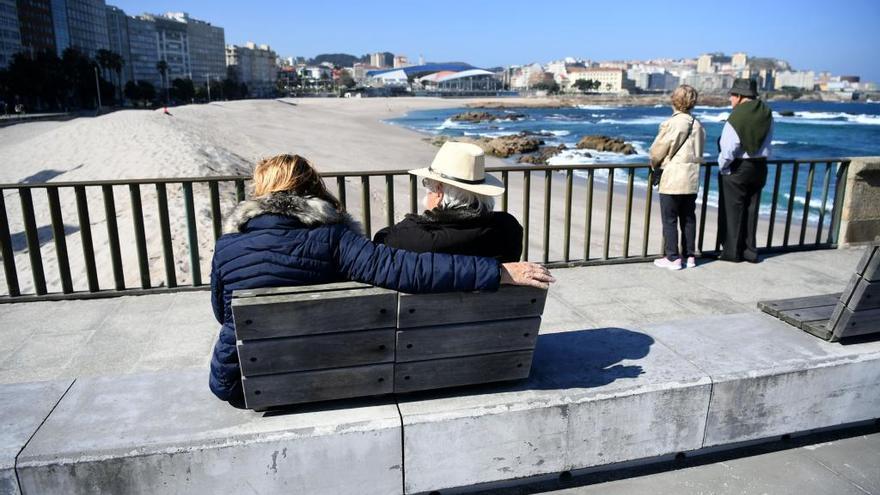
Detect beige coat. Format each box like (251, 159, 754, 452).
(649, 112, 706, 195)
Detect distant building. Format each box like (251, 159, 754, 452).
(369, 52, 392, 68)
(165, 12, 224, 85)
(435, 69, 499, 93)
(681, 72, 734, 92)
(0, 0, 21, 67)
(126, 14, 159, 86)
(568, 67, 633, 93)
(16, 0, 55, 55)
(151, 14, 188, 81)
(226, 41, 277, 97)
(392, 54, 408, 68)
(104, 5, 130, 81)
(697, 53, 731, 74)
(732, 52, 747, 69)
(773, 70, 815, 90)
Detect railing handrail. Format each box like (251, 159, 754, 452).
(0, 158, 852, 190)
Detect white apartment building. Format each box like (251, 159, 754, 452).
(226, 41, 278, 97)
(732, 52, 747, 69)
(568, 67, 632, 93)
(774, 70, 816, 90)
(393, 55, 408, 68)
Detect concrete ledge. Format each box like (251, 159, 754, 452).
(0, 380, 71, 495)
(397, 328, 712, 493)
(15, 371, 402, 495)
(644, 313, 880, 446)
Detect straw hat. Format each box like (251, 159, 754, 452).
(409, 142, 505, 196)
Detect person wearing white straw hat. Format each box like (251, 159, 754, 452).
(374, 141, 523, 262)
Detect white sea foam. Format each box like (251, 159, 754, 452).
(576, 104, 614, 110)
(538, 129, 571, 137)
(771, 140, 788, 145)
(463, 131, 519, 138)
(694, 105, 732, 110)
(694, 111, 729, 123)
(597, 116, 666, 125)
(772, 111, 880, 126)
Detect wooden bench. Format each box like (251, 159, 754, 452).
(231, 283, 548, 410)
(758, 244, 880, 341)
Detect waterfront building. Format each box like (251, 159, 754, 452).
(369, 51, 391, 68)
(435, 69, 499, 94)
(732, 52, 747, 69)
(392, 54, 408, 68)
(0, 0, 21, 67)
(681, 72, 734, 92)
(104, 4, 130, 81)
(568, 67, 633, 93)
(226, 41, 277, 97)
(773, 70, 815, 90)
(150, 14, 187, 83)
(697, 53, 731, 73)
(165, 12, 224, 85)
(15, 0, 55, 55)
(126, 14, 159, 86)
(55, 0, 109, 58)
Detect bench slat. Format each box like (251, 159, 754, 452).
(233, 287, 397, 339)
(398, 287, 547, 328)
(242, 363, 394, 409)
(778, 305, 836, 329)
(849, 279, 880, 311)
(238, 329, 396, 376)
(854, 245, 877, 276)
(831, 307, 880, 339)
(864, 247, 880, 282)
(802, 320, 833, 340)
(757, 293, 841, 317)
(232, 281, 370, 298)
(394, 351, 533, 393)
(396, 318, 540, 362)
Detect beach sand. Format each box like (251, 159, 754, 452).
(0, 97, 816, 295)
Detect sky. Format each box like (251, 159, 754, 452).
(110, 0, 880, 82)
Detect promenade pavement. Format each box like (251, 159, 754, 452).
(0, 246, 865, 385)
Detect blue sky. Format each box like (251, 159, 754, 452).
(110, 0, 880, 82)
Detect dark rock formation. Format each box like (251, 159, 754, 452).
(517, 145, 569, 165)
(451, 111, 526, 123)
(576, 135, 636, 155)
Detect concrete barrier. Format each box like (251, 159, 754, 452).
(0, 380, 72, 495)
(643, 313, 880, 446)
(840, 157, 880, 245)
(15, 371, 402, 495)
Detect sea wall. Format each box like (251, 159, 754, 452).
(840, 157, 880, 245)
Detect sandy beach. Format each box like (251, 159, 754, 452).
(0, 97, 814, 296)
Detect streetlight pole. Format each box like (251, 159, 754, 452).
(94, 66, 102, 112)
(206, 73, 211, 102)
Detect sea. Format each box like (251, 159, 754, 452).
(387, 101, 880, 222)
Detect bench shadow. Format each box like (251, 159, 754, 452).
(261, 328, 655, 417)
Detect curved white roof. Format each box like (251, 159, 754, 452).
(437, 69, 495, 82)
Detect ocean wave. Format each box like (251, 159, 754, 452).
(694, 105, 732, 110)
(694, 111, 730, 123)
(771, 140, 788, 145)
(597, 116, 666, 125)
(463, 131, 519, 138)
(772, 111, 880, 126)
(437, 118, 479, 130)
(539, 129, 571, 137)
(576, 104, 614, 110)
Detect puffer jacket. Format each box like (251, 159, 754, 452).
(373, 208, 523, 263)
(209, 191, 501, 403)
(649, 111, 706, 195)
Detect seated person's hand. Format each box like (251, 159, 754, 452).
(500, 262, 555, 290)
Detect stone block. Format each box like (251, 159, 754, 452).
(397, 328, 711, 493)
(0, 380, 72, 495)
(643, 313, 880, 446)
(16, 370, 402, 495)
(841, 157, 880, 245)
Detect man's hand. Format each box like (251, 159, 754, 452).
(500, 262, 556, 290)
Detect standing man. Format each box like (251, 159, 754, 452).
(717, 78, 774, 262)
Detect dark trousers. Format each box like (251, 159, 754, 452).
(718, 158, 767, 262)
(660, 193, 697, 260)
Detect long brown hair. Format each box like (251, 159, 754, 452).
(252, 154, 342, 210)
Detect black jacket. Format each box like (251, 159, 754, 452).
(373, 208, 523, 262)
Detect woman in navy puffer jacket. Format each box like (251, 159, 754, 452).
(210, 154, 554, 405)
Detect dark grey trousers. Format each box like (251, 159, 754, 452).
(660, 193, 697, 260)
(718, 158, 768, 262)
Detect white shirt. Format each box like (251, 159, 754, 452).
(717, 120, 774, 175)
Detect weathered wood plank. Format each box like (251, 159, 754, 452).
(778, 305, 836, 328)
(396, 318, 540, 362)
(232, 288, 397, 339)
(802, 320, 833, 341)
(838, 274, 860, 308)
(394, 351, 533, 393)
(854, 244, 877, 276)
(238, 329, 395, 376)
(864, 246, 880, 282)
(831, 307, 880, 339)
(242, 363, 393, 409)
(232, 281, 370, 299)
(757, 293, 841, 317)
(398, 287, 547, 328)
(849, 279, 880, 311)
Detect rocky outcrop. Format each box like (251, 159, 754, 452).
(778, 110, 795, 117)
(429, 133, 543, 158)
(451, 111, 526, 123)
(576, 135, 636, 155)
(517, 145, 570, 165)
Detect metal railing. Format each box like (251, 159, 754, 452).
(0, 158, 850, 302)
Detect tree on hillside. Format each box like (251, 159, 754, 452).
(310, 53, 360, 67)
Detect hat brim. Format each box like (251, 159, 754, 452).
(729, 89, 758, 98)
(408, 167, 506, 196)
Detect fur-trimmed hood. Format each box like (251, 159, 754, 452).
(223, 191, 361, 234)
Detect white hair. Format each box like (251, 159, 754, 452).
(423, 178, 494, 215)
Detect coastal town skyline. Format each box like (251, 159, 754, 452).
(107, 0, 880, 82)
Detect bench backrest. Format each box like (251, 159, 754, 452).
(826, 244, 880, 340)
(231, 283, 548, 409)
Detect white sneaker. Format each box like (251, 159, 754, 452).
(686, 257, 696, 268)
(653, 257, 682, 270)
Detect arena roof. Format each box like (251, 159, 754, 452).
(366, 63, 477, 79)
(436, 69, 495, 83)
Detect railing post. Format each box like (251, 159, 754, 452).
(583, 169, 594, 261)
(409, 175, 417, 214)
(827, 160, 849, 246)
(361, 176, 371, 238)
(129, 184, 151, 289)
(102, 185, 125, 290)
(642, 168, 655, 258)
(385, 174, 394, 228)
(47, 186, 73, 293)
(521, 170, 530, 261)
(156, 183, 177, 288)
(603, 168, 614, 260)
(783, 163, 799, 247)
(623, 168, 634, 258)
(766, 163, 783, 249)
(182, 181, 202, 286)
(209, 180, 222, 242)
(336, 176, 347, 209)
(563, 169, 573, 262)
(20, 188, 47, 295)
(74, 186, 99, 292)
(799, 163, 815, 246)
(542, 170, 551, 263)
(815, 162, 832, 245)
(0, 191, 20, 296)
(501, 171, 509, 212)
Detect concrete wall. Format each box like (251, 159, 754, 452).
(840, 157, 880, 245)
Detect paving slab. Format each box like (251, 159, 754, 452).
(397, 327, 712, 494)
(800, 432, 880, 493)
(643, 313, 880, 446)
(16, 370, 402, 495)
(0, 380, 72, 495)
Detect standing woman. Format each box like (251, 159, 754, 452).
(649, 84, 706, 270)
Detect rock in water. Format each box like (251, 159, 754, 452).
(576, 135, 636, 155)
(451, 111, 526, 123)
(517, 145, 569, 165)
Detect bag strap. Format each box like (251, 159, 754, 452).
(668, 116, 695, 162)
